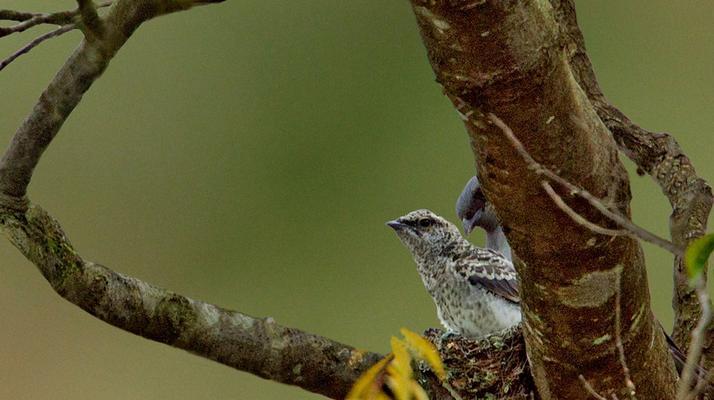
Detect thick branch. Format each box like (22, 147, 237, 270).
(410, 1, 676, 398)
(548, 0, 714, 364)
(0, 204, 382, 399)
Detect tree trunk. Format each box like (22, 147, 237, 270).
(409, 1, 679, 398)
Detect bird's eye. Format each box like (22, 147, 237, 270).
(418, 218, 433, 228)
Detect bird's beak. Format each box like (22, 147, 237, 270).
(462, 209, 481, 235)
(386, 220, 407, 231)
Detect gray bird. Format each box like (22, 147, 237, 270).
(455, 175, 707, 379)
(387, 209, 521, 338)
(455, 176, 512, 262)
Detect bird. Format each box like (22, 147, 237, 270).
(455, 176, 512, 262)
(387, 209, 520, 338)
(454, 175, 706, 379)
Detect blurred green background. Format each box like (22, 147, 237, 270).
(1, 1, 712, 399)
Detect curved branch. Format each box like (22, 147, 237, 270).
(0, 204, 382, 399)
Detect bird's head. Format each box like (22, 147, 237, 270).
(386, 209, 463, 258)
(455, 176, 500, 235)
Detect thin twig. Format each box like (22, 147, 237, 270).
(441, 381, 464, 400)
(487, 113, 684, 257)
(542, 181, 628, 237)
(677, 280, 712, 400)
(687, 358, 714, 400)
(0, 24, 76, 72)
(0, 2, 112, 38)
(614, 271, 637, 398)
(0, 13, 72, 37)
(0, 9, 40, 22)
(579, 375, 609, 400)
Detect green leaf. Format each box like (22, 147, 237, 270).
(684, 233, 714, 280)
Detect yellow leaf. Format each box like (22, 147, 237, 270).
(346, 355, 391, 400)
(400, 327, 446, 380)
(348, 330, 450, 400)
(410, 380, 430, 400)
(390, 336, 413, 378)
(385, 372, 412, 400)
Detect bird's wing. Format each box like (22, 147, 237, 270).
(453, 248, 520, 304)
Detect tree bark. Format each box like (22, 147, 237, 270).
(548, 0, 714, 365)
(409, 1, 680, 398)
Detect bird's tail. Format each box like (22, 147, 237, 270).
(665, 330, 711, 390)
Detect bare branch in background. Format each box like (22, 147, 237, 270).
(0, 9, 40, 22)
(0, 0, 221, 202)
(0, 24, 76, 72)
(0, 2, 112, 38)
(0, 10, 74, 37)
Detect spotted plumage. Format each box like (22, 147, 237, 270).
(387, 209, 521, 338)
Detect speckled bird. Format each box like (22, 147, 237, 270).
(387, 209, 521, 338)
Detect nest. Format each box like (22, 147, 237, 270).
(422, 326, 535, 399)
